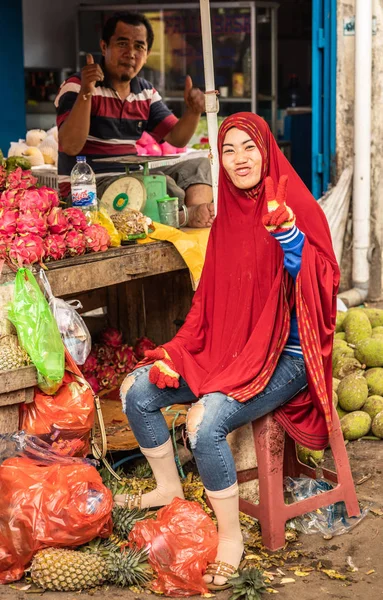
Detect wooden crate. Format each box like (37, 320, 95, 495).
(0, 366, 37, 433)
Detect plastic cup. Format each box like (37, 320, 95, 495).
(156, 196, 179, 228)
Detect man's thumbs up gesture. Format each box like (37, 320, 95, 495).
(262, 175, 296, 234)
(80, 53, 104, 96)
(184, 75, 205, 115)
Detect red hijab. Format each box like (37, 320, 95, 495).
(163, 113, 339, 449)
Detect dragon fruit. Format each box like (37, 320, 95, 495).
(82, 354, 99, 375)
(6, 167, 37, 190)
(47, 207, 69, 235)
(17, 210, 47, 236)
(19, 188, 52, 214)
(65, 230, 86, 256)
(83, 224, 111, 252)
(0, 166, 7, 191)
(44, 233, 66, 261)
(101, 327, 123, 348)
(0, 208, 18, 237)
(9, 234, 45, 267)
(0, 189, 20, 209)
(86, 375, 100, 394)
(134, 336, 156, 359)
(97, 365, 118, 389)
(38, 186, 60, 208)
(115, 344, 137, 374)
(0, 236, 8, 258)
(64, 207, 88, 231)
(91, 343, 115, 364)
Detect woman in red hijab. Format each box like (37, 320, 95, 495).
(118, 113, 339, 588)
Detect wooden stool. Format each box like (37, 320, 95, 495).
(237, 411, 360, 550)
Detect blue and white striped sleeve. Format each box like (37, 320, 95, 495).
(271, 225, 305, 280)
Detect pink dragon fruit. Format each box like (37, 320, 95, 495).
(134, 336, 156, 359)
(82, 354, 99, 375)
(6, 167, 37, 190)
(47, 207, 69, 234)
(19, 188, 52, 214)
(17, 211, 48, 236)
(44, 233, 67, 261)
(65, 230, 86, 256)
(0, 208, 18, 237)
(101, 327, 123, 348)
(97, 366, 118, 389)
(0, 236, 8, 258)
(86, 375, 100, 394)
(83, 224, 111, 252)
(63, 207, 88, 231)
(115, 344, 137, 374)
(91, 343, 116, 364)
(0, 189, 20, 209)
(0, 166, 7, 191)
(9, 234, 45, 267)
(38, 186, 60, 208)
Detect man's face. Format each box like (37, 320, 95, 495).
(100, 21, 149, 82)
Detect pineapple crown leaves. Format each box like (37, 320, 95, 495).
(105, 545, 153, 587)
(112, 505, 149, 539)
(229, 567, 268, 600)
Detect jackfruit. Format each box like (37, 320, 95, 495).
(364, 368, 383, 395)
(363, 308, 383, 328)
(332, 345, 354, 369)
(332, 390, 338, 407)
(296, 445, 324, 466)
(355, 338, 383, 368)
(332, 356, 363, 380)
(336, 406, 348, 420)
(335, 311, 347, 333)
(332, 377, 341, 392)
(335, 332, 346, 341)
(371, 411, 383, 438)
(337, 372, 368, 411)
(362, 396, 383, 420)
(343, 310, 372, 345)
(372, 326, 383, 337)
(341, 411, 371, 440)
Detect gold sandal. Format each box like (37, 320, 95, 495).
(204, 560, 237, 590)
(123, 490, 142, 510)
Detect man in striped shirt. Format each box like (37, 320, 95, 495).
(55, 11, 214, 228)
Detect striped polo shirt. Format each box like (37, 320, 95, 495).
(55, 72, 178, 197)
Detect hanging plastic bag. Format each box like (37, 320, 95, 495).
(0, 433, 113, 584)
(285, 477, 369, 537)
(7, 268, 64, 393)
(40, 270, 91, 365)
(129, 497, 218, 596)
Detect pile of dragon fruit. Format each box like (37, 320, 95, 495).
(0, 166, 111, 267)
(81, 328, 156, 393)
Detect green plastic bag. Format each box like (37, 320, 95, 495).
(8, 268, 64, 394)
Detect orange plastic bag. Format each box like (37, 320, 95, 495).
(21, 351, 95, 457)
(0, 455, 112, 583)
(129, 497, 218, 596)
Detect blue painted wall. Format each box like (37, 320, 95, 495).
(0, 1, 25, 155)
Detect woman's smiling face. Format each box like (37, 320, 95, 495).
(221, 127, 263, 190)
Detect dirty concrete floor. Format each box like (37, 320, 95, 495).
(2, 439, 383, 600)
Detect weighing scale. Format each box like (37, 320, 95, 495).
(93, 155, 180, 222)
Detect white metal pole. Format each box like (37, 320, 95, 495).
(352, 0, 372, 291)
(199, 0, 219, 214)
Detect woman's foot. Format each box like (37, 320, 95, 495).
(203, 536, 244, 587)
(114, 482, 184, 509)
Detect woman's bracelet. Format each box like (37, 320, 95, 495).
(180, 204, 189, 227)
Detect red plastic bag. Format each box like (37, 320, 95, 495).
(130, 497, 218, 596)
(0, 456, 112, 583)
(20, 350, 95, 457)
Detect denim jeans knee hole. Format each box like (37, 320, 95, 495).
(186, 400, 205, 449)
(120, 374, 135, 413)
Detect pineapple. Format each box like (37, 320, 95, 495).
(112, 505, 148, 539)
(30, 541, 152, 591)
(0, 335, 30, 371)
(229, 567, 268, 600)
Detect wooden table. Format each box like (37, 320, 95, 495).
(1, 241, 195, 444)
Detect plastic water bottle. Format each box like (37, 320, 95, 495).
(71, 156, 98, 223)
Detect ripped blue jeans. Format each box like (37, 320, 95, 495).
(121, 354, 307, 491)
